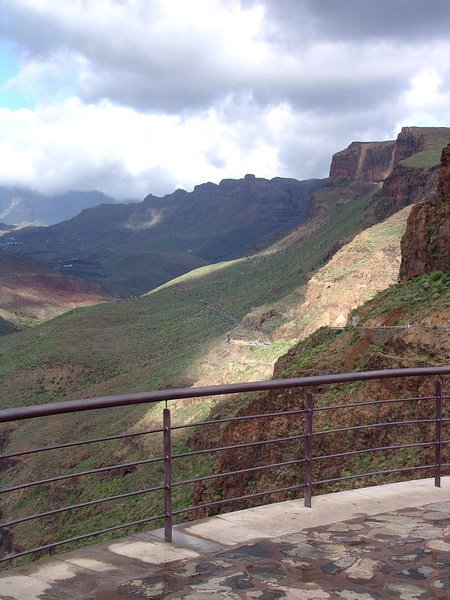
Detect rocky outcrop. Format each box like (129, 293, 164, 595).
(329, 141, 395, 182)
(275, 206, 412, 340)
(399, 144, 450, 280)
(392, 126, 426, 163)
(371, 163, 440, 223)
(331, 127, 450, 225)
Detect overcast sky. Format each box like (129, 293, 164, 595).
(1, 0, 450, 200)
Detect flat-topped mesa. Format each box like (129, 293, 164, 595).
(329, 140, 396, 183)
(329, 126, 450, 184)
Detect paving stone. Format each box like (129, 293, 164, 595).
(344, 558, 381, 581)
(396, 566, 436, 580)
(245, 591, 287, 600)
(175, 592, 241, 599)
(432, 575, 450, 589)
(335, 589, 382, 600)
(220, 541, 279, 560)
(281, 541, 348, 560)
(390, 554, 420, 563)
(274, 586, 331, 599)
(425, 539, 450, 552)
(248, 562, 290, 583)
(420, 511, 449, 521)
(190, 571, 253, 591)
(321, 556, 356, 575)
(328, 523, 364, 533)
(384, 582, 430, 598)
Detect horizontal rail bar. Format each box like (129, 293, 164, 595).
(0, 455, 164, 494)
(0, 427, 164, 461)
(172, 433, 307, 460)
(172, 458, 307, 488)
(312, 440, 435, 462)
(0, 513, 166, 564)
(315, 464, 435, 486)
(1, 367, 449, 423)
(0, 484, 165, 528)
(312, 418, 436, 437)
(314, 396, 435, 413)
(172, 483, 307, 516)
(171, 408, 308, 430)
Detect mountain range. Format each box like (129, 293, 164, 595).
(3, 175, 325, 297)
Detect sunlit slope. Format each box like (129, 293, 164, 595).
(0, 181, 377, 408)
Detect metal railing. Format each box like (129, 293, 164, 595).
(0, 366, 449, 565)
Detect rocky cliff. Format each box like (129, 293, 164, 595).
(364, 127, 450, 224)
(371, 163, 440, 223)
(329, 140, 395, 182)
(399, 144, 450, 280)
(329, 126, 450, 185)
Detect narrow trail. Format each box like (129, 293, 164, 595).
(201, 300, 270, 345)
(200, 299, 241, 327)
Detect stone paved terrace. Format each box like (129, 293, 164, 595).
(1, 477, 449, 599)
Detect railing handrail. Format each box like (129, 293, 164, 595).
(1, 366, 449, 423)
(0, 366, 448, 564)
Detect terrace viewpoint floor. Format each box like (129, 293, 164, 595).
(0, 477, 449, 599)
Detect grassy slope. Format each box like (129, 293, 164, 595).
(195, 271, 450, 514)
(400, 128, 450, 168)
(0, 181, 377, 407)
(0, 180, 380, 561)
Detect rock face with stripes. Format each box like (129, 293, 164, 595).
(400, 143, 450, 280)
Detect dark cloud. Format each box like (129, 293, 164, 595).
(262, 0, 450, 44)
(2, 0, 425, 115)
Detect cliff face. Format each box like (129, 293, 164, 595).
(399, 144, 450, 280)
(371, 163, 440, 223)
(329, 126, 450, 193)
(391, 126, 427, 163)
(364, 126, 450, 224)
(329, 141, 395, 182)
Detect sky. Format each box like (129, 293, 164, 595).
(1, 0, 450, 200)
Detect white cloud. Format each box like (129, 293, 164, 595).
(0, 97, 286, 198)
(1, 0, 450, 198)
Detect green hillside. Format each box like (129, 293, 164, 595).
(0, 179, 380, 561)
(0, 180, 376, 407)
(400, 127, 450, 168)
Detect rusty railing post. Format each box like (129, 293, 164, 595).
(304, 391, 313, 507)
(434, 378, 443, 488)
(163, 406, 173, 542)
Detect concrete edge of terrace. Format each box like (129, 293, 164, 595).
(0, 477, 448, 600)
